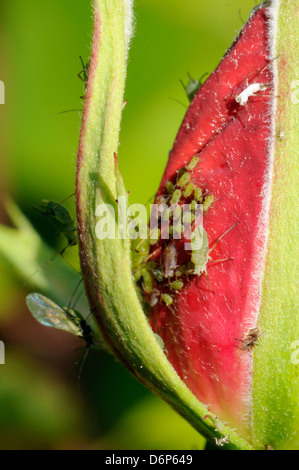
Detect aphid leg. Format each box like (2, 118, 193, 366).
(24, 252, 61, 286)
(76, 344, 92, 392)
(67, 278, 84, 310)
(50, 193, 76, 214)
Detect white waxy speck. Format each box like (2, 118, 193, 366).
(235, 82, 268, 106)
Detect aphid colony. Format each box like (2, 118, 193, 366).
(133, 154, 215, 311)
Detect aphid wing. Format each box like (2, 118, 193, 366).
(26, 293, 82, 337)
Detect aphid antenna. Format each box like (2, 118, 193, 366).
(24, 251, 61, 287)
(53, 109, 83, 116)
(77, 345, 90, 388)
(208, 257, 234, 268)
(208, 222, 240, 255)
(253, 55, 280, 82)
(145, 245, 162, 263)
(134, 225, 158, 252)
(67, 278, 84, 310)
(202, 271, 216, 295)
(163, 338, 175, 351)
(169, 96, 188, 109)
(51, 193, 76, 212)
(238, 9, 245, 25)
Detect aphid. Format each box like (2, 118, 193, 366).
(35, 199, 77, 255)
(26, 293, 94, 347)
(202, 194, 214, 212)
(194, 187, 203, 202)
(236, 327, 265, 351)
(190, 223, 238, 277)
(149, 228, 160, 245)
(154, 332, 173, 355)
(235, 82, 269, 106)
(163, 244, 177, 278)
(78, 56, 90, 93)
(140, 268, 153, 294)
(170, 280, 184, 291)
(186, 156, 199, 171)
(166, 181, 174, 194)
(191, 228, 210, 276)
(234, 57, 278, 108)
(177, 172, 191, 187)
(154, 332, 166, 350)
(170, 189, 182, 205)
(161, 293, 173, 306)
(180, 72, 208, 102)
(151, 267, 164, 283)
(183, 183, 195, 198)
(214, 435, 230, 447)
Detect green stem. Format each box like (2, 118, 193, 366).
(252, 0, 299, 450)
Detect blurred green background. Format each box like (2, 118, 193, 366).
(0, 0, 257, 450)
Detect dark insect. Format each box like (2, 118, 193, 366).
(236, 327, 265, 351)
(78, 56, 90, 98)
(35, 199, 77, 255)
(26, 292, 94, 347)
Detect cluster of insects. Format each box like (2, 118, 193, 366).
(133, 154, 217, 311)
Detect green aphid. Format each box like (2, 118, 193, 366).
(203, 194, 214, 212)
(172, 224, 184, 239)
(154, 332, 165, 350)
(191, 228, 210, 276)
(170, 280, 184, 290)
(180, 73, 208, 102)
(173, 204, 182, 219)
(177, 172, 191, 187)
(149, 228, 160, 245)
(131, 237, 150, 278)
(183, 183, 195, 198)
(170, 189, 182, 205)
(147, 261, 157, 271)
(186, 156, 199, 171)
(190, 222, 238, 278)
(177, 168, 186, 179)
(26, 293, 94, 347)
(141, 269, 153, 294)
(175, 264, 188, 277)
(162, 207, 172, 221)
(190, 199, 198, 211)
(161, 293, 173, 306)
(166, 181, 174, 194)
(183, 209, 192, 225)
(152, 268, 164, 283)
(194, 187, 203, 202)
(36, 200, 77, 252)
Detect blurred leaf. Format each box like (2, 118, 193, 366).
(99, 395, 206, 450)
(0, 200, 86, 311)
(0, 352, 90, 449)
